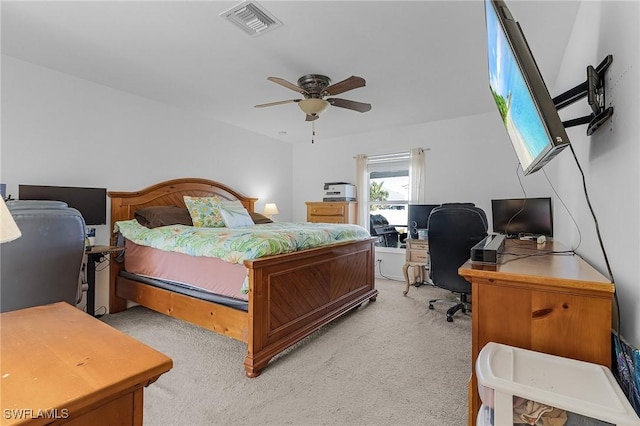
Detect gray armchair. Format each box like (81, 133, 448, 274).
(1, 200, 86, 313)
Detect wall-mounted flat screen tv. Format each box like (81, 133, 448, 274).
(485, 0, 570, 175)
(491, 197, 553, 237)
(19, 184, 107, 226)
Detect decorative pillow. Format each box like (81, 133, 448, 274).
(219, 200, 255, 228)
(135, 206, 193, 228)
(248, 211, 273, 224)
(183, 196, 225, 228)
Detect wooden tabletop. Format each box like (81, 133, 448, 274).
(459, 238, 613, 294)
(0, 302, 172, 425)
(85, 245, 123, 255)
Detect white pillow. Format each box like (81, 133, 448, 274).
(219, 200, 255, 228)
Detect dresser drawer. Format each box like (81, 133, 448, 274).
(409, 251, 429, 262)
(308, 204, 346, 217)
(310, 216, 344, 224)
(410, 241, 429, 251)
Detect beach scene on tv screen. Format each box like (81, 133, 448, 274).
(486, 2, 549, 171)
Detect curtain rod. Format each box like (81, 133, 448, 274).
(353, 148, 430, 159)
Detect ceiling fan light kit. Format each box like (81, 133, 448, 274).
(255, 74, 371, 121)
(298, 98, 329, 116)
(255, 73, 371, 143)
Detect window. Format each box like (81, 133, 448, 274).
(356, 149, 425, 248)
(368, 152, 410, 230)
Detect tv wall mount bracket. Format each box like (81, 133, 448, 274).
(553, 54, 614, 136)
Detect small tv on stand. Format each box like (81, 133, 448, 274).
(491, 197, 553, 238)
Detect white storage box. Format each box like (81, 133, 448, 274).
(476, 342, 640, 426)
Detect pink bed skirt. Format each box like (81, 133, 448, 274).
(124, 239, 249, 301)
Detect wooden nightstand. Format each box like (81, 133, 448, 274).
(306, 201, 357, 224)
(402, 238, 429, 295)
(0, 302, 172, 426)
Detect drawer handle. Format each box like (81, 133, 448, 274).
(532, 308, 553, 319)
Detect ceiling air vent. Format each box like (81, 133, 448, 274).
(220, 1, 283, 37)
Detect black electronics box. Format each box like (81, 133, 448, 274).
(470, 234, 506, 264)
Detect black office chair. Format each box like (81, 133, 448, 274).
(426, 203, 488, 322)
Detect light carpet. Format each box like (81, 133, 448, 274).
(100, 278, 471, 426)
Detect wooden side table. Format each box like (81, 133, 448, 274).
(86, 245, 123, 317)
(402, 238, 429, 295)
(0, 302, 172, 426)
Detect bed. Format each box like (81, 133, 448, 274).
(108, 178, 377, 377)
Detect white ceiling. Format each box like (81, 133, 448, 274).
(1, 1, 581, 144)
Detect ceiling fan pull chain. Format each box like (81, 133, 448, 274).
(312, 120, 315, 144)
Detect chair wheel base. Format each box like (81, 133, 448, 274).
(446, 316, 453, 322)
(428, 304, 434, 310)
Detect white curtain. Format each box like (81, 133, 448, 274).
(354, 154, 369, 227)
(409, 148, 426, 204)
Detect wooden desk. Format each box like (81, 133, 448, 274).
(459, 239, 613, 426)
(402, 238, 429, 295)
(0, 302, 172, 426)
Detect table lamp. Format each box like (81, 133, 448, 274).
(0, 198, 21, 243)
(263, 203, 279, 219)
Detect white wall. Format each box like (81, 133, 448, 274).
(1, 56, 293, 313)
(552, 1, 640, 347)
(291, 112, 553, 223)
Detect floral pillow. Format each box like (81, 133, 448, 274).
(219, 200, 255, 228)
(183, 196, 225, 228)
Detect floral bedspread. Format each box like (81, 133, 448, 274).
(114, 219, 371, 265)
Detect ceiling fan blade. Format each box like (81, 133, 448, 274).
(254, 99, 301, 108)
(305, 114, 319, 122)
(323, 76, 366, 96)
(327, 98, 372, 113)
(267, 77, 309, 95)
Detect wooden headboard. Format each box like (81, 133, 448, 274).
(108, 177, 258, 229)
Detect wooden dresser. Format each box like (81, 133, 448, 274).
(1, 302, 172, 426)
(306, 201, 357, 224)
(458, 239, 614, 426)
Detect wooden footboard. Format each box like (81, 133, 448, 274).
(243, 237, 377, 377)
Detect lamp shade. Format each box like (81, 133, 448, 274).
(0, 198, 21, 243)
(263, 203, 279, 216)
(298, 99, 329, 116)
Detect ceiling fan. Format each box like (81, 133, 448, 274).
(255, 74, 372, 121)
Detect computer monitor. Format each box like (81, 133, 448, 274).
(19, 184, 107, 226)
(491, 197, 553, 237)
(407, 204, 440, 239)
